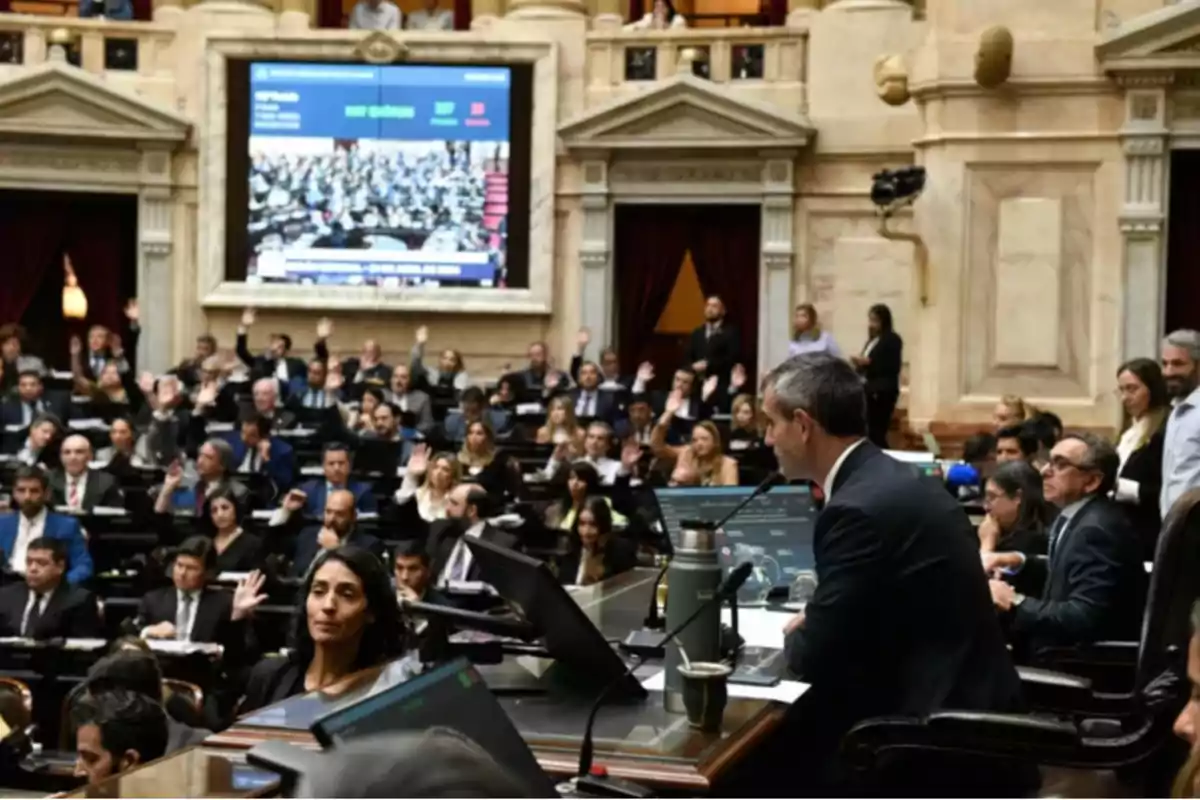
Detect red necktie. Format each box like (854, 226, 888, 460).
(68, 480, 79, 509)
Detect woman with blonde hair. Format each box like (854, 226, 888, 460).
(394, 443, 460, 522)
(788, 303, 841, 359)
(728, 393, 764, 453)
(992, 394, 1036, 431)
(457, 419, 516, 497)
(536, 396, 585, 455)
(651, 392, 738, 486)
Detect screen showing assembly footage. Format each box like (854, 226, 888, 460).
(240, 62, 524, 289)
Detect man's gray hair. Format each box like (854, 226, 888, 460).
(203, 437, 235, 474)
(762, 353, 867, 438)
(1063, 431, 1118, 497)
(1164, 329, 1200, 364)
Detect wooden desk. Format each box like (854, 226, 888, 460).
(66, 569, 785, 796)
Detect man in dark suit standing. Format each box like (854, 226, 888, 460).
(755, 352, 1024, 794)
(684, 295, 740, 388)
(986, 433, 1147, 657)
(427, 484, 519, 586)
(0, 537, 101, 639)
(50, 434, 124, 512)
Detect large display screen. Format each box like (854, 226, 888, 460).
(230, 61, 530, 289)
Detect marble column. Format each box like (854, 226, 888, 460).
(578, 159, 614, 351)
(138, 150, 176, 373)
(759, 156, 796, 374)
(1117, 78, 1170, 360)
(506, 0, 586, 19)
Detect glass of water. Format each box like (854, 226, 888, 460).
(789, 570, 818, 605)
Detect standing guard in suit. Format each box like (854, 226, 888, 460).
(0, 537, 101, 639)
(684, 295, 740, 391)
(0, 466, 93, 584)
(750, 352, 1024, 794)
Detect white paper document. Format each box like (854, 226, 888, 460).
(720, 607, 795, 650)
(640, 670, 809, 704)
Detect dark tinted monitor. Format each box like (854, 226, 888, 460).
(465, 537, 646, 699)
(311, 658, 556, 797)
(652, 485, 819, 604)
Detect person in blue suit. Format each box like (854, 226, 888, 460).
(296, 442, 377, 518)
(0, 466, 92, 584)
(221, 412, 295, 499)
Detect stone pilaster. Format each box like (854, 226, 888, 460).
(138, 148, 176, 373)
(759, 155, 796, 374)
(578, 159, 614, 351)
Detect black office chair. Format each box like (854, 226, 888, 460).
(840, 490, 1200, 793)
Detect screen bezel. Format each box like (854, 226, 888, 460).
(225, 58, 532, 291)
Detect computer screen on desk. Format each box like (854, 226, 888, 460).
(311, 657, 556, 796)
(653, 485, 818, 604)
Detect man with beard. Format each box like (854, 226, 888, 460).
(1160, 329, 1200, 519)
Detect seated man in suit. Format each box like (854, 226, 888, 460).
(70, 690, 168, 787)
(0, 466, 93, 583)
(287, 441, 377, 520)
(393, 540, 450, 608)
(223, 412, 295, 497)
(986, 433, 1148, 657)
(388, 365, 434, 435)
(13, 413, 62, 467)
(0, 537, 101, 639)
(152, 438, 250, 519)
(442, 387, 511, 441)
(286, 358, 337, 412)
(427, 484, 519, 587)
(543, 421, 637, 485)
(283, 489, 384, 578)
(556, 360, 621, 424)
(51, 434, 124, 512)
(1, 370, 70, 430)
(137, 536, 262, 663)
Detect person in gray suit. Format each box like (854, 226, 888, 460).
(388, 364, 434, 434)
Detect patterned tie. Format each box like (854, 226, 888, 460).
(68, 479, 79, 510)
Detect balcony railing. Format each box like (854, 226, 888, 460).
(0, 15, 174, 76)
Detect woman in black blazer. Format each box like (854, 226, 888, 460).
(557, 497, 638, 586)
(1114, 358, 1169, 560)
(851, 303, 903, 448)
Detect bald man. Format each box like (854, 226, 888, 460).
(50, 434, 124, 512)
(290, 489, 385, 577)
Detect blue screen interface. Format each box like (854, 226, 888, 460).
(247, 62, 513, 288)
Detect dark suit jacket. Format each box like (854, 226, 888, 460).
(291, 527, 385, 578)
(80, 325, 139, 383)
(393, 390, 434, 434)
(0, 392, 72, 429)
(557, 536, 638, 585)
(0, 513, 93, 584)
(859, 330, 903, 396)
(136, 585, 253, 664)
(220, 433, 295, 494)
(562, 388, 621, 424)
(685, 323, 740, 382)
(297, 479, 377, 518)
(1010, 496, 1148, 655)
(235, 332, 307, 390)
(426, 521, 520, 583)
(49, 469, 124, 511)
(1118, 424, 1166, 560)
(784, 442, 1023, 761)
(0, 581, 102, 639)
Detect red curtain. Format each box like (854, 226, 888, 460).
(454, 0, 469, 28)
(613, 204, 761, 384)
(1167, 151, 1200, 332)
(0, 193, 67, 328)
(318, 0, 342, 27)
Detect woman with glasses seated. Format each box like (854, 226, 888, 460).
(978, 460, 1055, 596)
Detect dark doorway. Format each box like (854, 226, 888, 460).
(613, 204, 760, 391)
(1166, 150, 1200, 333)
(0, 191, 138, 370)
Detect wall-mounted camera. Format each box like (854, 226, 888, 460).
(870, 166, 926, 218)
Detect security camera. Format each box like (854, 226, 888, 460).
(870, 166, 926, 217)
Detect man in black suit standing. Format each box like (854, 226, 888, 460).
(755, 352, 1025, 794)
(50, 434, 124, 512)
(427, 484, 519, 586)
(684, 295, 740, 388)
(986, 433, 1147, 657)
(0, 537, 102, 639)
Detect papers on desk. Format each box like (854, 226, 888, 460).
(50, 370, 74, 381)
(279, 428, 318, 438)
(640, 670, 809, 704)
(300, 466, 323, 476)
(207, 422, 235, 433)
(0, 637, 107, 651)
(55, 505, 126, 517)
(720, 607, 795, 651)
(250, 509, 276, 521)
(443, 580, 496, 596)
(217, 571, 250, 584)
(3, 424, 25, 433)
(515, 403, 545, 416)
(68, 418, 109, 431)
(145, 640, 223, 657)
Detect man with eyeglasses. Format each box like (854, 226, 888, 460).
(984, 433, 1146, 658)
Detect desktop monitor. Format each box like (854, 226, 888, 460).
(652, 485, 819, 604)
(311, 657, 557, 797)
(465, 537, 646, 699)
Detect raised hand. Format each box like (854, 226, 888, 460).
(231, 570, 268, 621)
(240, 308, 256, 328)
(257, 438, 272, 463)
(545, 371, 561, 391)
(637, 362, 655, 384)
(69, 336, 82, 357)
(195, 381, 218, 408)
(665, 390, 684, 416)
(163, 460, 184, 488)
(415, 325, 429, 345)
(316, 317, 333, 340)
(621, 438, 642, 469)
(692, 359, 708, 374)
(702, 375, 719, 401)
(124, 298, 139, 323)
(407, 443, 430, 475)
(137, 371, 156, 396)
(325, 369, 344, 393)
(282, 488, 307, 513)
(317, 526, 340, 551)
(575, 328, 590, 354)
(731, 363, 747, 390)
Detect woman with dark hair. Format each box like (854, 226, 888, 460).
(238, 546, 408, 714)
(978, 460, 1055, 556)
(850, 303, 903, 448)
(207, 486, 263, 573)
(557, 496, 638, 587)
(625, 0, 686, 28)
(545, 461, 600, 530)
(1115, 357, 1169, 557)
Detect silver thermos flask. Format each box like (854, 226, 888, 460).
(663, 524, 723, 712)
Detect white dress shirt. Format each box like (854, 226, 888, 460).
(10, 509, 47, 574)
(822, 439, 867, 501)
(240, 446, 262, 474)
(439, 521, 484, 586)
(576, 391, 597, 418)
(1161, 386, 1200, 519)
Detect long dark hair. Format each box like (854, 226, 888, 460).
(558, 461, 601, 516)
(989, 459, 1055, 532)
(570, 495, 614, 552)
(290, 546, 407, 671)
(868, 303, 894, 334)
(1117, 357, 1170, 446)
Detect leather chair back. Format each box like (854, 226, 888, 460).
(1135, 488, 1200, 691)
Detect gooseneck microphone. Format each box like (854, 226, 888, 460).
(641, 472, 784, 631)
(576, 563, 755, 793)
